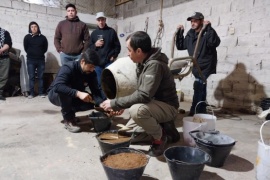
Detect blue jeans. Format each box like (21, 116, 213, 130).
(48, 89, 95, 120)
(95, 63, 112, 99)
(190, 77, 208, 114)
(60, 52, 82, 65)
(27, 60, 45, 96)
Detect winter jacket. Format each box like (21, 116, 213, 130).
(0, 28, 12, 58)
(47, 61, 105, 106)
(23, 22, 48, 60)
(111, 48, 179, 110)
(176, 24, 220, 78)
(54, 16, 90, 55)
(89, 24, 121, 67)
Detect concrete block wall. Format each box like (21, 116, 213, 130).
(0, 0, 117, 74)
(1, 0, 269, 111)
(116, 0, 270, 111)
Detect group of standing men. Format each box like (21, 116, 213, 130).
(0, 3, 220, 157)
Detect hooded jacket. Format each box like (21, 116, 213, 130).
(176, 24, 220, 78)
(23, 22, 48, 60)
(111, 48, 179, 110)
(89, 24, 121, 67)
(54, 16, 90, 55)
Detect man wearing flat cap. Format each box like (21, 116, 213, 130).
(89, 12, 121, 99)
(176, 12, 220, 116)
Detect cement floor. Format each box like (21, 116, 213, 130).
(0, 96, 269, 180)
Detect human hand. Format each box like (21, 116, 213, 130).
(203, 20, 211, 25)
(177, 25, 184, 30)
(100, 99, 112, 111)
(107, 109, 125, 116)
(76, 91, 93, 103)
(110, 57, 114, 62)
(95, 39, 104, 47)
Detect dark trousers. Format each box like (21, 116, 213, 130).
(0, 57, 10, 96)
(190, 78, 208, 114)
(27, 60, 45, 96)
(48, 89, 95, 120)
(95, 63, 112, 99)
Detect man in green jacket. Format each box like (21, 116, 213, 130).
(101, 31, 180, 157)
(54, 3, 90, 65)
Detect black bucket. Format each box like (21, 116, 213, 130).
(100, 147, 150, 180)
(260, 98, 270, 120)
(164, 146, 210, 180)
(88, 111, 111, 132)
(96, 130, 132, 154)
(189, 130, 236, 167)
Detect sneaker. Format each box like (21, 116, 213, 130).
(39, 94, 46, 98)
(28, 95, 34, 99)
(148, 133, 167, 157)
(0, 95, 6, 101)
(64, 118, 81, 133)
(160, 121, 180, 143)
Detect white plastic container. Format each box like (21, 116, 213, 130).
(256, 121, 270, 180)
(182, 117, 207, 146)
(193, 101, 217, 131)
(193, 113, 217, 131)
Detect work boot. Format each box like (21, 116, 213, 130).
(64, 118, 81, 133)
(160, 121, 180, 143)
(148, 132, 167, 157)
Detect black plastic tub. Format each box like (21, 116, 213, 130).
(189, 130, 236, 167)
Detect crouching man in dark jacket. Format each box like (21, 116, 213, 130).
(47, 48, 105, 133)
(101, 31, 180, 157)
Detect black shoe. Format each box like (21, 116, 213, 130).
(160, 121, 180, 143)
(148, 133, 167, 157)
(0, 95, 6, 101)
(64, 118, 81, 133)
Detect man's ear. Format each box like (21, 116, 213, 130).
(80, 58, 85, 65)
(137, 48, 142, 54)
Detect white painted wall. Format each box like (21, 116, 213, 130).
(116, 0, 270, 111)
(1, 0, 270, 110)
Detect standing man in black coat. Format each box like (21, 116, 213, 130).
(89, 12, 121, 98)
(176, 12, 220, 116)
(24, 21, 48, 99)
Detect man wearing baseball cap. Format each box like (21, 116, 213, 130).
(89, 12, 121, 99)
(176, 12, 221, 116)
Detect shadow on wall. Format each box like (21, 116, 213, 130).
(214, 63, 266, 113)
(45, 52, 60, 73)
